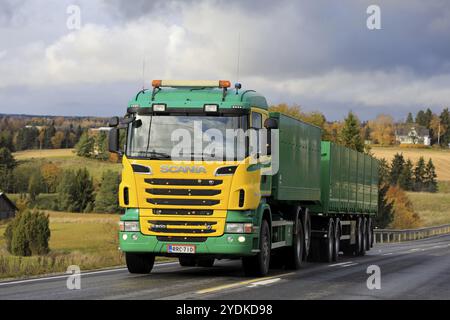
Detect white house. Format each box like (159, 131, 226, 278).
(395, 125, 431, 146)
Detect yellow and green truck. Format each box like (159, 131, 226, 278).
(109, 80, 378, 276)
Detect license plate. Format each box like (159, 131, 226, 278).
(167, 244, 196, 254)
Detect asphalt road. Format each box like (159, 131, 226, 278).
(1, 234, 450, 300)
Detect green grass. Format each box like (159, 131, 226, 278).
(0, 211, 173, 279)
(407, 192, 450, 227)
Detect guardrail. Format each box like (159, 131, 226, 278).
(374, 224, 450, 244)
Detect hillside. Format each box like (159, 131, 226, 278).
(371, 147, 450, 181)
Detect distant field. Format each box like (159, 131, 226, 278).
(371, 146, 450, 181)
(13, 149, 121, 181)
(13, 148, 76, 160)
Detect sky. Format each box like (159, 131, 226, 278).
(0, 0, 450, 121)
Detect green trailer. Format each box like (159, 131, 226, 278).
(310, 141, 378, 215)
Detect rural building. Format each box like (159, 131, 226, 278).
(0, 192, 18, 220)
(395, 125, 431, 146)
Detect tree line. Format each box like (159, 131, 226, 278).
(0, 115, 107, 152)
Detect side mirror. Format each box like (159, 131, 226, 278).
(264, 118, 278, 130)
(109, 116, 120, 127)
(109, 128, 120, 154)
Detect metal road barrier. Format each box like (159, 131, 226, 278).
(374, 224, 450, 244)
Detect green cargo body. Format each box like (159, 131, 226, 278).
(310, 141, 378, 215)
(270, 112, 322, 202)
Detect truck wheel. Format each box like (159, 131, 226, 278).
(304, 216, 311, 260)
(359, 218, 367, 256)
(366, 217, 372, 251)
(242, 219, 271, 276)
(198, 258, 215, 267)
(333, 219, 340, 262)
(125, 252, 155, 274)
(179, 256, 197, 267)
(320, 218, 335, 262)
(355, 217, 363, 256)
(285, 218, 304, 269)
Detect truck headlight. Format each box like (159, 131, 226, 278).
(226, 223, 253, 234)
(120, 221, 140, 232)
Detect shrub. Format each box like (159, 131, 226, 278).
(4, 209, 51, 256)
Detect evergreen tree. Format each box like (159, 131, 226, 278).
(94, 170, 120, 213)
(398, 159, 414, 191)
(406, 112, 414, 124)
(416, 110, 426, 126)
(414, 157, 426, 191)
(389, 153, 405, 186)
(57, 168, 95, 212)
(339, 111, 364, 152)
(75, 132, 94, 157)
(0, 147, 16, 192)
(424, 158, 438, 193)
(440, 108, 450, 147)
(28, 171, 43, 202)
(95, 132, 109, 160)
(375, 158, 393, 228)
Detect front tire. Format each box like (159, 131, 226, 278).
(242, 219, 271, 276)
(125, 252, 155, 274)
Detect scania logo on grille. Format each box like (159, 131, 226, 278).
(160, 165, 207, 174)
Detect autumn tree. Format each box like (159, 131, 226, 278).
(40, 162, 62, 193)
(386, 186, 421, 229)
(51, 131, 65, 149)
(368, 114, 395, 146)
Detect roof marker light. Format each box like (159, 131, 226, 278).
(204, 104, 219, 112)
(153, 104, 166, 112)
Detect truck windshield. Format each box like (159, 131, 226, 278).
(126, 114, 248, 161)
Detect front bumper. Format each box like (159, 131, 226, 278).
(119, 231, 257, 256)
(119, 209, 259, 256)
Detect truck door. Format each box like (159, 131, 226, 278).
(251, 109, 272, 197)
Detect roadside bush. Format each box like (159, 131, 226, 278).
(386, 186, 421, 229)
(4, 209, 51, 256)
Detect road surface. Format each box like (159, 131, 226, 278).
(1, 234, 449, 300)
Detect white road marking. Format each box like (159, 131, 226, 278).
(0, 261, 179, 287)
(341, 263, 359, 267)
(382, 253, 393, 256)
(329, 261, 354, 267)
(247, 278, 281, 288)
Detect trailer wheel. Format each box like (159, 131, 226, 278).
(366, 217, 372, 251)
(355, 217, 363, 256)
(320, 218, 335, 262)
(304, 216, 311, 260)
(179, 256, 197, 267)
(125, 252, 155, 274)
(333, 219, 340, 262)
(285, 218, 305, 270)
(242, 219, 271, 276)
(198, 258, 215, 267)
(359, 218, 367, 256)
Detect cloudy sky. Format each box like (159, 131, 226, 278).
(1, 0, 450, 120)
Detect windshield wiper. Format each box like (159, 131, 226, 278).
(148, 151, 171, 159)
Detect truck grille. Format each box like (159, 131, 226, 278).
(144, 178, 223, 186)
(152, 209, 213, 216)
(146, 198, 220, 206)
(148, 220, 218, 234)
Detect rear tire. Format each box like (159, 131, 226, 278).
(285, 219, 305, 270)
(198, 258, 215, 267)
(366, 217, 372, 251)
(125, 252, 155, 274)
(242, 219, 271, 276)
(320, 218, 335, 262)
(303, 216, 311, 260)
(359, 217, 367, 256)
(333, 219, 340, 262)
(179, 256, 197, 267)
